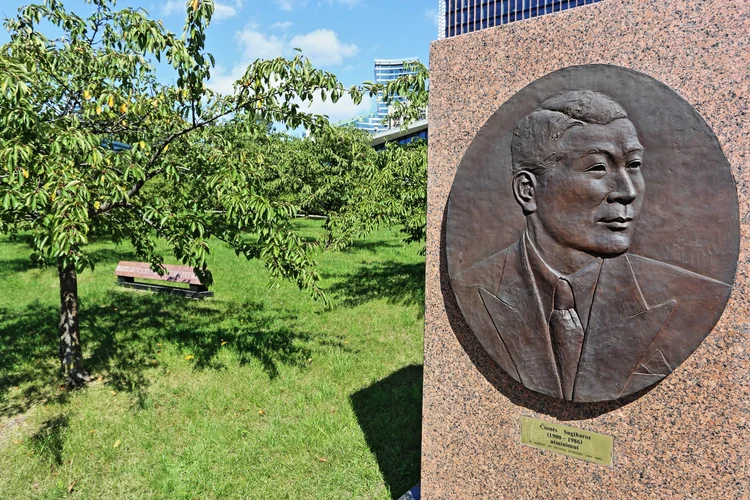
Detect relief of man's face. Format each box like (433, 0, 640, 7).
(533, 118, 645, 257)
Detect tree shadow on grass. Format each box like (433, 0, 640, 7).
(340, 239, 402, 254)
(329, 261, 425, 315)
(350, 364, 423, 499)
(85, 291, 329, 410)
(28, 413, 68, 467)
(0, 256, 38, 274)
(0, 301, 64, 418)
(0, 290, 335, 417)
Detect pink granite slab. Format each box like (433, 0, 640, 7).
(424, 0, 749, 497)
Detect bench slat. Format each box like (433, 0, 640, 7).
(114, 261, 203, 285)
(117, 280, 213, 298)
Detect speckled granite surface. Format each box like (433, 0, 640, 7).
(423, 0, 749, 497)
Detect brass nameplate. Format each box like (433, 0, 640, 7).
(520, 416, 613, 467)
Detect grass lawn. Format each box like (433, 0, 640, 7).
(0, 220, 424, 499)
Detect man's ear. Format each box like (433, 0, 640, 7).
(512, 171, 537, 215)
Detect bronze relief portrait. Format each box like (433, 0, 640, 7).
(446, 65, 739, 403)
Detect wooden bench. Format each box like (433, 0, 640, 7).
(114, 261, 213, 298)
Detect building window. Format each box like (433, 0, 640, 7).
(442, 0, 604, 38)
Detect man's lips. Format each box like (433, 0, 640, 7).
(598, 216, 633, 230)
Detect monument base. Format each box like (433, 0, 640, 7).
(424, 0, 749, 497)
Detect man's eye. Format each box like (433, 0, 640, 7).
(627, 161, 642, 170)
(583, 163, 606, 172)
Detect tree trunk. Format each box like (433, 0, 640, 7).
(58, 259, 89, 387)
(323, 216, 334, 250)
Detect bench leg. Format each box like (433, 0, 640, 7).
(116, 279, 212, 299)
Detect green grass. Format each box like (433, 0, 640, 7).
(0, 220, 424, 499)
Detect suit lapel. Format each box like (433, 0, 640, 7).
(479, 241, 563, 399)
(573, 254, 674, 402)
(568, 258, 602, 332)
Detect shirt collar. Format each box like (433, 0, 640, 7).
(523, 232, 602, 329)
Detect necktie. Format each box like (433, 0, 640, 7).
(549, 278, 585, 401)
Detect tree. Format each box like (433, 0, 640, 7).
(232, 126, 377, 221)
(239, 123, 426, 252)
(0, 0, 373, 386)
(210, 61, 429, 254)
(254, 127, 380, 245)
(320, 61, 429, 251)
(321, 136, 427, 251)
(379, 60, 429, 128)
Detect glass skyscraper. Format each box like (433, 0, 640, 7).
(438, 0, 603, 38)
(373, 58, 420, 130)
(346, 57, 421, 134)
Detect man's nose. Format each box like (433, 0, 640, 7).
(607, 170, 637, 204)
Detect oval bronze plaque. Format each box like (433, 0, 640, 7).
(446, 65, 739, 403)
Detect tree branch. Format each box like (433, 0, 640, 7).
(147, 107, 235, 168)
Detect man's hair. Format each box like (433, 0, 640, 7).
(510, 90, 629, 177)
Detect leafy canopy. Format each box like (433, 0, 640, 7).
(0, 0, 379, 301)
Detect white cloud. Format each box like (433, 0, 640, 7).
(424, 7, 439, 28)
(206, 68, 373, 123)
(277, 0, 357, 11)
(272, 0, 298, 11)
(289, 29, 358, 66)
(298, 92, 373, 123)
(329, 0, 361, 6)
(270, 21, 293, 30)
(205, 27, 284, 94)
(236, 28, 286, 61)
(160, 0, 183, 17)
(226, 25, 358, 66)
(206, 27, 285, 94)
(206, 25, 361, 124)
(160, 0, 241, 21)
(213, 1, 241, 21)
(206, 63, 245, 95)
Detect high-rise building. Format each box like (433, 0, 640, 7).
(373, 58, 420, 131)
(438, 0, 603, 39)
(340, 57, 422, 135)
(351, 113, 381, 134)
(333, 112, 378, 132)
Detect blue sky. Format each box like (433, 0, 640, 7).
(0, 0, 438, 121)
